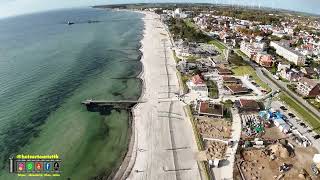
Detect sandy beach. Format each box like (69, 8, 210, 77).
(114, 11, 202, 180)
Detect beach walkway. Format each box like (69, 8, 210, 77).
(123, 12, 201, 180)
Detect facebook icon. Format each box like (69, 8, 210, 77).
(44, 162, 51, 171)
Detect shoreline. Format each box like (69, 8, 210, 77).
(109, 10, 146, 180)
(113, 10, 201, 180)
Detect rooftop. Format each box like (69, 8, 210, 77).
(271, 40, 304, 56)
(299, 77, 319, 89)
(226, 85, 249, 94)
(238, 99, 260, 110)
(192, 75, 205, 85)
(222, 76, 239, 83)
(216, 68, 233, 75)
(198, 102, 224, 117)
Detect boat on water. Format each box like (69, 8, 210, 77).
(67, 21, 75, 25)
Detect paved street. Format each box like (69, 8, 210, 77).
(272, 100, 320, 152)
(237, 47, 320, 126)
(260, 68, 320, 119)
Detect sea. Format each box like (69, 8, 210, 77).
(0, 8, 144, 179)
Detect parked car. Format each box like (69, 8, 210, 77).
(288, 113, 295, 118)
(314, 135, 320, 139)
(280, 106, 288, 111)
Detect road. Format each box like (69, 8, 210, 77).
(260, 68, 320, 119)
(235, 47, 320, 120)
(234, 47, 320, 123)
(271, 100, 320, 152)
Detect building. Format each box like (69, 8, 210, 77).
(225, 84, 250, 95)
(273, 118, 290, 134)
(186, 75, 208, 97)
(236, 99, 260, 112)
(296, 77, 320, 97)
(301, 67, 317, 78)
(216, 68, 233, 75)
(277, 62, 290, 72)
(270, 40, 306, 66)
(240, 41, 265, 59)
(198, 101, 224, 117)
(172, 8, 188, 18)
(285, 69, 302, 82)
(177, 60, 197, 74)
(255, 52, 273, 67)
(222, 76, 240, 84)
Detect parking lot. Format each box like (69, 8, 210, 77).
(240, 76, 264, 96)
(271, 100, 320, 152)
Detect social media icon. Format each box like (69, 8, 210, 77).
(26, 162, 34, 171)
(17, 162, 25, 171)
(35, 162, 42, 171)
(53, 162, 60, 171)
(44, 162, 51, 171)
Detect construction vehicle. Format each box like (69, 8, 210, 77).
(259, 90, 281, 123)
(312, 154, 320, 176)
(311, 163, 319, 176)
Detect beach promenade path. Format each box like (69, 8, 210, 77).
(124, 12, 201, 180)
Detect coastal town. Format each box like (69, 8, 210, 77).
(160, 6, 320, 180)
(99, 4, 320, 180)
(3, 1, 320, 180)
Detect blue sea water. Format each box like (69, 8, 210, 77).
(0, 8, 143, 179)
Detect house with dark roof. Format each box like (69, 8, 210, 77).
(225, 84, 250, 95)
(216, 68, 233, 75)
(198, 101, 224, 117)
(222, 76, 240, 84)
(296, 77, 320, 97)
(301, 67, 317, 78)
(235, 99, 260, 112)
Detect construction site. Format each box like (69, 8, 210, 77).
(233, 92, 320, 180)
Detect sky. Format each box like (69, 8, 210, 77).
(0, 0, 319, 19)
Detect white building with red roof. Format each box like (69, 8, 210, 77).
(186, 75, 208, 98)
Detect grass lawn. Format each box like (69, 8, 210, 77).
(207, 80, 219, 99)
(178, 73, 191, 93)
(308, 99, 320, 110)
(185, 19, 197, 29)
(232, 66, 271, 92)
(235, 49, 248, 58)
(186, 55, 198, 62)
(208, 40, 226, 52)
(279, 93, 320, 133)
(173, 51, 181, 63)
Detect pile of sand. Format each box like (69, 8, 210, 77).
(197, 119, 231, 139)
(205, 141, 227, 159)
(269, 143, 290, 159)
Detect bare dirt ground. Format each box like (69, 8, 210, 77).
(235, 117, 320, 180)
(262, 126, 288, 140)
(196, 116, 231, 140)
(235, 140, 318, 180)
(204, 140, 227, 160)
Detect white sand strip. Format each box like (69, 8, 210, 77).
(119, 11, 202, 180)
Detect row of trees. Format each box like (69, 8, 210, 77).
(213, 9, 281, 25)
(166, 17, 211, 43)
